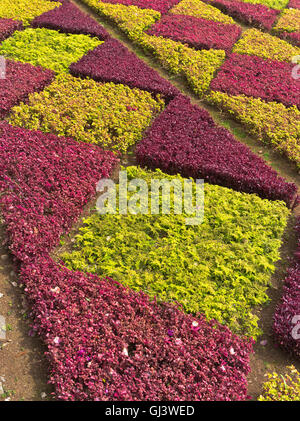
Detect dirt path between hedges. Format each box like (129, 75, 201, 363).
(0, 0, 300, 401)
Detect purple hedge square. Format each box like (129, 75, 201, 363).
(0, 59, 55, 118)
(210, 0, 279, 30)
(32, 1, 109, 39)
(70, 38, 180, 100)
(0, 18, 23, 42)
(136, 95, 297, 206)
(280, 31, 300, 47)
(210, 53, 300, 109)
(146, 14, 241, 51)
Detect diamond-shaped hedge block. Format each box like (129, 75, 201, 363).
(0, 0, 59, 26)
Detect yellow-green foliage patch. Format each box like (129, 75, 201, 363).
(207, 91, 300, 168)
(239, 0, 288, 9)
(170, 0, 235, 24)
(8, 74, 164, 153)
(0, 28, 102, 73)
(61, 166, 290, 338)
(83, 0, 160, 43)
(273, 8, 300, 33)
(145, 35, 225, 96)
(258, 366, 300, 401)
(233, 28, 300, 62)
(0, 0, 60, 26)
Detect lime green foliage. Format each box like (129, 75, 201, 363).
(145, 35, 225, 96)
(273, 8, 300, 33)
(83, 0, 160, 43)
(0, 28, 102, 73)
(8, 74, 164, 153)
(207, 91, 300, 168)
(258, 366, 300, 401)
(61, 166, 290, 338)
(233, 28, 300, 62)
(239, 0, 288, 9)
(170, 0, 235, 24)
(0, 0, 59, 26)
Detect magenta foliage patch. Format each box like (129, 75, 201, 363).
(0, 122, 117, 263)
(280, 31, 300, 47)
(210, 0, 279, 30)
(288, 0, 300, 8)
(19, 256, 253, 401)
(0, 60, 54, 119)
(97, 0, 181, 14)
(146, 14, 241, 51)
(0, 18, 23, 43)
(210, 53, 300, 109)
(70, 38, 180, 100)
(273, 217, 300, 358)
(32, 1, 109, 39)
(136, 95, 297, 206)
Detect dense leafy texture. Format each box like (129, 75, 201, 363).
(62, 166, 290, 338)
(210, 53, 300, 109)
(209, 0, 279, 29)
(19, 256, 253, 401)
(170, 0, 235, 24)
(0, 59, 54, 119)
(273, 217, 300, 358)
(233, 28, 300, 62)
(273, 8, 300, 33)
(136, 95, 297, 205)
(0, 122, 117, 263)
(279, 31, 300, 47)
(146, 14, 241, 51)
(0, 0, 59, 26)
(8, 73, 164, 153)
(94, 0, 180, 13)
(0, 18, 23, 42)
(207, 91, 300, 168)
(0, 28, 102, 73)
(70, 38, 180, 100)
(258, 366, 300, 400)
(32, 0, 109, 39)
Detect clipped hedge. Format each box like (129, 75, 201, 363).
(210, 0, 279, 30)
(233, 28, 300, 62)
(20, 256, 253, 401)
(94, 0, 180, 13)
(70, 38, 180, 100)
(170, 0, 235, 24)
(207, 91, 300, 168)
(0, 18, 23, 42)
(8, 73, 164, 153)
(0, 28, 102, 73)
(62, 166, 290, 338)
(258, 366, 300, 400)
(0, 59, 54, 119)
(210, 53, 300, 109)
(273, 8, 300, 34)
(136, 95, 297, 206)
(0, 122, 117, 263)
(31, 0, 110, 39)
(231, 0, 288, 9)
(0, 0, 59, 26)
(146, 14, 241, 51)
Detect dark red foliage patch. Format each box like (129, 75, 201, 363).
(210, 0, 279, 30)
(70, 38, 180, 100)
(32, 0, 109, 39)
(97, 0, 181, 14)
(0, 60, 54, 119)
(136, 95, 297, 206)
(0, 122, 117, 263)
(273, 217, 300, 359)
(288, 0, 300, 8)
(210, 53, 300, 109)
(280, 31, 300, 47)
(19, 256, 253, 401)
(146, 14, 241, 51)
(0, 18, 23, 43)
